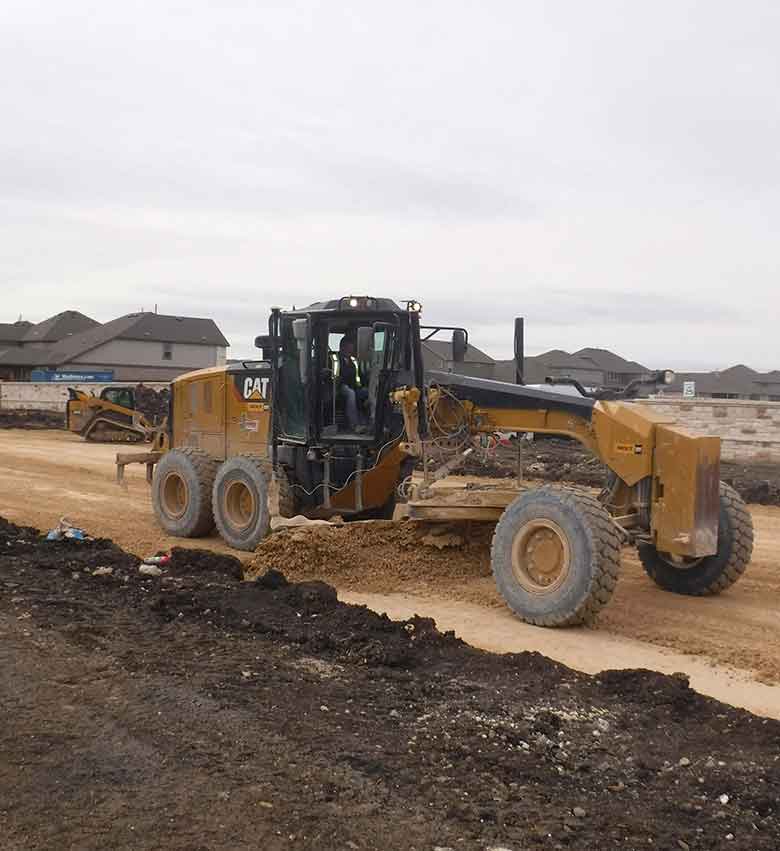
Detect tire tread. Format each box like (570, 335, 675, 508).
(491, 485, 622, 627)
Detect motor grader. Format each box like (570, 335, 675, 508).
(121, 295, 753, 627)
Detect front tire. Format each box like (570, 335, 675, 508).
(151, 448, 217, 537)
(638, 482, 753, 595)
(491, 485, 621, 627)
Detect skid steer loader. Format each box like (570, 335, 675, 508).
(67, 386, 159, 442)
(118, 296, 753, 627)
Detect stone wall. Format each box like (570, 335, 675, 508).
(642, 398, 780, 463)
(0, 382, 170, 413)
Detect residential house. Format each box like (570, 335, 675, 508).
(572, 347, 649, 389)
(492, 350, 605, 386)
(0, 310, 229, 381)
(420, 338, 495, 379)
(663, 365, 780, 401)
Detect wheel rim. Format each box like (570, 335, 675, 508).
(657, 552, 705, 570)
(224, 479, 255, 531)
(511, 518, 571, 595)
(162, 472, 188, 519)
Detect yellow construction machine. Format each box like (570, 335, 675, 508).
(118, 296, 753, 627)
(67, 386, 158, 443)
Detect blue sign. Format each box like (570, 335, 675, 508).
(31, 370, 115, 382)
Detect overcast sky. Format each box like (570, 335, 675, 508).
(2, 1, 778, 369)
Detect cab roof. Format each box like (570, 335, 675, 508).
(299, 296, 405, 313)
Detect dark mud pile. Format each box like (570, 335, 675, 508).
(133, 382, 170, 424)
(721, 461, 780, 506)
(1, 518, 779, 850)
(0, 408, 65, 429)
(462, 436, 780, 506)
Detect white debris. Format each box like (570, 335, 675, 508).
(92, 566, 114, 577)
(139, 564, 163, 577)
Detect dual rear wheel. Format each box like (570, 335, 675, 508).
(152, 450, 291, 551)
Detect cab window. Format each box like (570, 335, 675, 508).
(101, 387, 134, 409)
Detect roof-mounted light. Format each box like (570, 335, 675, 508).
(339, 296, 376, 310)
(406, 300, 422, 313)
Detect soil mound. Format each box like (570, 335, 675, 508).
(2, 516, 780, 850)
(247, 519, 493, 593)
(0, 409, 64, 430)
(460, 436, 780, 506)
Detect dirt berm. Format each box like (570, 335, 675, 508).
(466, 437, 780, 506)
(248, 520, 493, 594)
(0, 409, 64, 429)
(2, 516, 779, 849)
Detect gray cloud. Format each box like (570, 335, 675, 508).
(1, 0, 778, 371)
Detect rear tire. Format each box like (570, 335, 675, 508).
(152, 448, 217, 537)
(638, 482, 753, 595)
(213, 455, 293, 551)
(491, 485, 621, 627)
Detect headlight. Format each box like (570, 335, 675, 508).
(406, 300, 422, 313)
(348, 297, 359, 308)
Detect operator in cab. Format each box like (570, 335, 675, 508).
(338, 335, 368, 431)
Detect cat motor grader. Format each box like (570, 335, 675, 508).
(119, 295, 753, 627)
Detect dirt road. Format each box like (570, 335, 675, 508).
(2, 430, 780, 713)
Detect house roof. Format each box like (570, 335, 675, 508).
(573, 347, 648, 374)
(666, 364, 770, 396)
(492, 355, 591, 385)
(22, 310, 100, 343)
(46, 312, 229, 364)
(421, 339, 494, 365)
(535, 349, 601, 371)
(0, 346, 52, 366)
(0, 321, 33, 343)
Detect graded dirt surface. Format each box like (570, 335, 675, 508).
(2, 518, 779, 850)
(2, 430, 780, 706)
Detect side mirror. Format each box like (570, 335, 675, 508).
(356, 326, 374, 361)
(452, 329, 467, 363)
(254, 334, 273, 360)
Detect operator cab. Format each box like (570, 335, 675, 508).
(256, 296, 422, 449)
(253, 296, 426, 514)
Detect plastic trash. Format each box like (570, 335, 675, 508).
(46, 517, 88, 541)
(142, 554, 171, 566)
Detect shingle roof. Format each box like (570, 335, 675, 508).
(22, 310, 100, 343)
(421, 339, 494, 365)
(492, 356, 585, 385)
(573, 347, 648, 373)
(0, 321, 33, 343)
(666, 365, 772, 397)
(535, 349, 600, 371)
(46, 312, 229, 364)
(0, 346, 52, 366)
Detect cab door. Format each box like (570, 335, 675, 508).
(178, 375, 226, 459)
